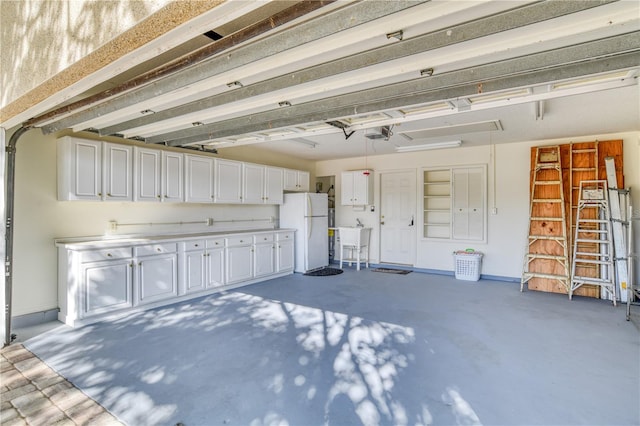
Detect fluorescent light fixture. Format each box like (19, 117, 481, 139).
(290, 138, 318, 148)
(396, 140, 461, 152)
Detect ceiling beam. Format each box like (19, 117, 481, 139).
(147, 32, 640, 145)
(39, 0, 427, 134)
(95, 0, 612, 137)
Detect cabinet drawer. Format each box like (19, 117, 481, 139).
(82, 247, 132, 263)
(226, 236, 252, 247)
(276, 231, 294, 241)
(134, 243, 177, 256)
(182, 240, 205, 251)
(206, 238, 225, 248)
(254, 233, 274, 244)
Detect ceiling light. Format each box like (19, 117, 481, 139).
(395, 140, 462, 152)
(386, 30, 403, 41)
(420, 68, 434, 77)
(290, 138, 318, 148)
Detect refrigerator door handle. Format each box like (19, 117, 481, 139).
(306, 193, 313, 240)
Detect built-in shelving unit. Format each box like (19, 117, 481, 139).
(423, 169, 451, 239)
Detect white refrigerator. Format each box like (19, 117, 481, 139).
(280, 193, 329, 273)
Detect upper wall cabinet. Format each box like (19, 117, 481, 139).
(341, 170, 373, 206)
(58, 137, 133, 201)
(284, 169, 309, 192)
(214, 158, 243, 203)
(185, 155, 215, 203)
(243, 164, 284, 204)
(134, 148, 184, 202)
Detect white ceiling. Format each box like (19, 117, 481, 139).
(25, 0, 640, 161)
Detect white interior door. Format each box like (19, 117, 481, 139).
(380, 170, 416, 265)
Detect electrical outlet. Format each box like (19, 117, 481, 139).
(108, 221, 118, 232)
(207, 218, 214, 226)
(491, 207, 498, 215)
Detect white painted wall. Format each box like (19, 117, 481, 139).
(9, 129, 312, 317)
(316, 132, 640, 280)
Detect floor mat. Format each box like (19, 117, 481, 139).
(372, 268, 411, 274)
(304, 267, 344, 276)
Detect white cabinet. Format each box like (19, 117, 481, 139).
(134, 243, 178, 305)
(81, 252, 133, 317)
(243, 164, 284, 204)
(104, 143, 133, 201)
(162, 151, 184, 202)
(134, 147, 161, 201)
(58, 137, 132, 201)
(243, 163, 266, 204)
(226, 236, 253, 284)
(134, 148, 184, 202)
(284, 169, 310, 192)
(57, 230, 295, 327)
(182, 238, 225, 295)
(185, 155, 215, 203)
(341, 170, 373, 206)
(276, 231, 295, 272)
(215, 159, 243, 203)
(254, 234, 276, 278)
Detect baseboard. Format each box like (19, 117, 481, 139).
(12, 309, 59, 328)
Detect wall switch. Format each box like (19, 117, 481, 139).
(108, 221, 118, 233)
(491, 207, 498, 215)
(207, 218, 214, 226)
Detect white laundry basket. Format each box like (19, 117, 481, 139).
(453, 250, 483, 281)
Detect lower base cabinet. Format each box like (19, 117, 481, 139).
(57, 230, 295, 327)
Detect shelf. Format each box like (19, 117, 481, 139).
(424, 208, 451, 212)
(424, 195, 450, 198)
(425, 222, 450, 226)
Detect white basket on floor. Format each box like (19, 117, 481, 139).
(453, 251, 483, 281)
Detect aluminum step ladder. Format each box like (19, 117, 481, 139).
(604, 157, 629, 302)
(569, 180, 616, 304)
(521, 145, 570, 293)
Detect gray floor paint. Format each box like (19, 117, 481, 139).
(23, 269, 640, 426)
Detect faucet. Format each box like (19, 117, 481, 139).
(356, 218, 364, 227)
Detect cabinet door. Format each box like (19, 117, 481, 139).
(183, 250, 207, 294)
(104, 143, 133, 201)
(265, 167, 284, 204)
(59, 138, 103, 200)
(341, 171, 355, 205)
(215, 159, 243, 203)
(352, 172, 371, 205)
(452, 167, 485, 241)
(277, 238, 294, 272)
(82, 259, 133, 317)
(243, 163, 265, 204)
(162, 151, 184, 202)
(136, 253, 178, 305)
(206, 246, 225, 288)
(226, 245, 253, 284)
(284, 169, 299, 191)
(254, 243, 276, 278)
(185, 155, 214, 203)
(297, 171, 310, 192)
(134, 148, 161, 202)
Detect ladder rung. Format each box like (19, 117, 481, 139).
(534, 181, 562, 185)
(572, 148, 596, 153)
(572, 168, 596, 171)
(529, 235, 567, 241)
(574, 258, 612, 265)
(577, 219, 608, 223)
(524, 272, 569, 281)
(530, 217, 564, 221)
(575, 238, 610, 243)
(572, 276, 615, 284)
(532, 199, 562, 203)
(527, 254, 567, 261)
(574, 251, 606, 256)
(576, 230, 608, 234)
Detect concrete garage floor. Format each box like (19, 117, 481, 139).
(14, 269, 640, 425)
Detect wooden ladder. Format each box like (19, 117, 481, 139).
(569, 180, 616, 304)
(521, 146, 570, 293)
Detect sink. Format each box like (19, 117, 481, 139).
(337, 227, 371, 270)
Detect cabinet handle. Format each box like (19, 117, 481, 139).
(138, 261, 142, 266)
(129, 263, 133, 268)
(106, 253, 112, 257)
(98, 192, 102, 196)
(157, 195, 161, 199)
(107, 193, 112, 197)
(240, 240, 244, 243)
(156, 248, 161, 252)
(195, 244, 199, 247)
(263, 237, 267, 241)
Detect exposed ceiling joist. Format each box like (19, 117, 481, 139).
(147, 33, 640, 146)
(93, 0, 614, 139)
(39, 0, 427, 134)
